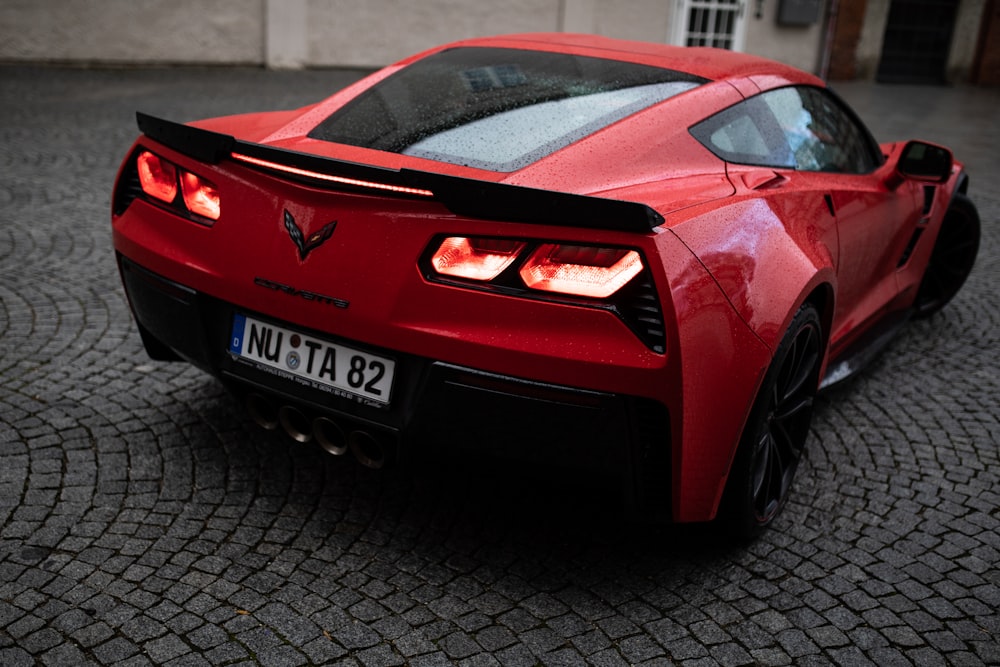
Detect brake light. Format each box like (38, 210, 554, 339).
(231, 152, 434, 197)
(180, 171, 221, 220)
(137, 150, 178, 203)
(430, 237, 525, 281)
(133, 149, 221, 223)
(423, 236, 660, 350)
(520, 244, 643, 298)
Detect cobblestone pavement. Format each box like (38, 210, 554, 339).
(1, 66, 998, 666)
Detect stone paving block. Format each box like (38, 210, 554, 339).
(39, 641, 89, 666)
(2, 67, 999, 667)
(0, 647, 35, 667)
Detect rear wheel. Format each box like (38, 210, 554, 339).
(914, 193, 980, 318)
(721, 303, 823, 540)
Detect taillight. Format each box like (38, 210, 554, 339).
(426, 236, 644, 298)
(137, 150, 178, 203)
(520, 244, 643, 298)
(180, 171, 221, 221)
(134, 149, 220, 223)
(423, 235, 663, 352)
(430, 237, 525, 281)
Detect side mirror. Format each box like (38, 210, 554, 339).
(897, 140, 953, 182)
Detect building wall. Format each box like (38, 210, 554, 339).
(856, 0, 892, 79)
(744, 0, 831, 74)
(0, 0, 988, 83)
(830, 0, 989, 82)
(951, 0, 989, 80)
(303, 0, 561, 68)
(0, 0, 265, 65)
(0, 0, 821, 69)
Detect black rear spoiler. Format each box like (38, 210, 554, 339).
(136, 112, 663, 232)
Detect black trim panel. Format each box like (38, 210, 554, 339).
(135, 112, 664, 232)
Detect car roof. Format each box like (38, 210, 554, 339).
(188, 33, 826, 203)
(415, 33, 823, 89)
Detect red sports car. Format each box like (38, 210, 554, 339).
(112, 33, 979, 537)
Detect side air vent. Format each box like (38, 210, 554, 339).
(616, 274, 667, 354)
(922, 185, 936, 215)
(897, 229, 925, 267)
(898, 186, 937, 267)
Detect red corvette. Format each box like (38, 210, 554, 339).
(112, 34, 979, 536)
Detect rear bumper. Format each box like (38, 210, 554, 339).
(118, 254, 673, 517)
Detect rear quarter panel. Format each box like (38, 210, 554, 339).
(667, 183, 838, 353)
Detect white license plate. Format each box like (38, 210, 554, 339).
(229, 314, 394, 405)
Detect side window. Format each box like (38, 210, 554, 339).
(763, 87, 878, 174)
(691, 86, 880, 174)
(690, 96, 794, 169)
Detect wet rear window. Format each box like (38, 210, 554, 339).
(308, 47, 706, 172)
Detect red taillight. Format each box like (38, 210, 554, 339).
(427, 237, 644, 298)
(519, 244, 643, 298)
(430, 237, 525, 281)
(180, 171, 221, 220)
(137, 150, 178, 203)
(134, 149, 221, 223)
(423, 236, 660, 350)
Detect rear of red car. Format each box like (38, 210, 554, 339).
(111, 35, 795, 523)
(111, 121, 696, 509)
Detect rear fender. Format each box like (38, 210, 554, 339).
(669, 197, 837, 354)
(662, 198, 836, 521)
(652, 231, 773, 522)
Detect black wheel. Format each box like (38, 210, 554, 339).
(721, 304, 823, 540)
(914, 192, 980, 318)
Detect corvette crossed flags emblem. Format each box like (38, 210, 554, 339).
(283, 209, 337, 261)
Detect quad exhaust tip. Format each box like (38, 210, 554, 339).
(278, 405, 313, 443)
(348, 430, 386, 470)
(246, 393, 279, 430)
(245, 394, 389, 468)
(314, 417, 348, 456)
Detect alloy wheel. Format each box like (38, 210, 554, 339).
(749, 314, 821, 523)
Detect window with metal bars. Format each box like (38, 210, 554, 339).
(673, 0, 746, 51)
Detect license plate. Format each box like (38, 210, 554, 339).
(229, 314, 395, 405)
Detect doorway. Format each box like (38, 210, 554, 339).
(876, 0, 957, 83)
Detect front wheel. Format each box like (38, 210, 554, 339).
(913, 192, 980, 318)
(720, 303, 823, 540)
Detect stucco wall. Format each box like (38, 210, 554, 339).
(0, 0, 821, 69)
(0, 0, 264, 65)
(856, 0, 891, 79)
(745, 0, 831, 73)
(0, 0, 985, 82)
(589, 0, 675, 44)
(950, 0, 988, 80)
(303, 0, 561, 68)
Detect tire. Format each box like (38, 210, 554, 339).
(913, 192, 980, 318)
(720, 303, 823, 540)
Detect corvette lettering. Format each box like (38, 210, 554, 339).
(253, 276, 349, 308)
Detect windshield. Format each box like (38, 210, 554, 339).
(308, 47, 706, 172)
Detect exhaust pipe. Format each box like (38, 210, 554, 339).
(349, 430, 386, 469)
(278, 405, 313, 443)
(313, 417, 348, 456)
(246, 393, 279, 430)
(247, 397, 391, 467)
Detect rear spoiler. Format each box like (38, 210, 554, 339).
(136, 112, 663, 233)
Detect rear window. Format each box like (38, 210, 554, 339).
(308, 47, 706, 172)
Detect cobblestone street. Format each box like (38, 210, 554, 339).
(1, 66, 998, 665)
